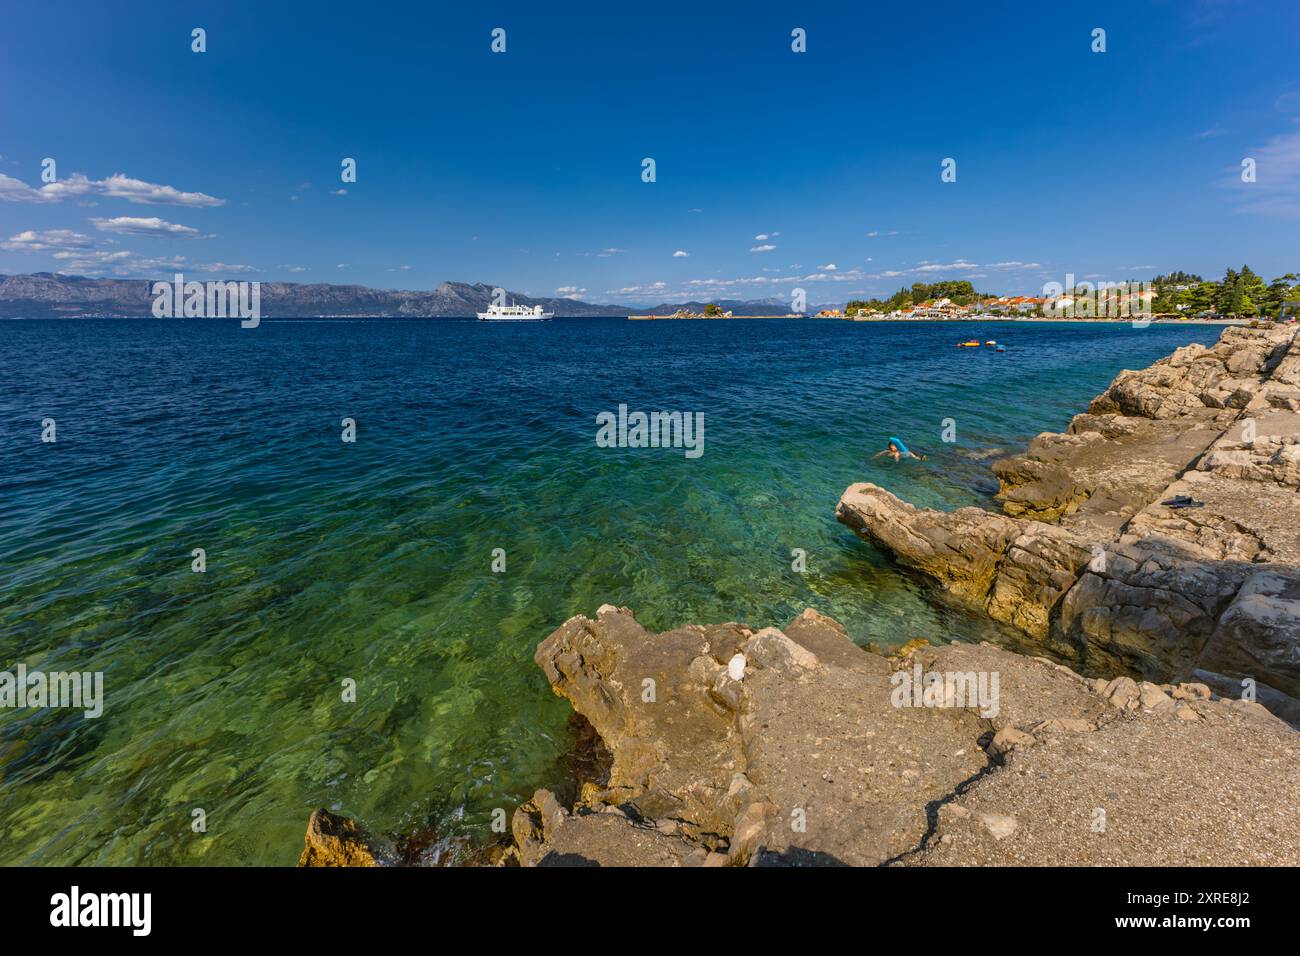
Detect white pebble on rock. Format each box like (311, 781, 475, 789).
(728, 653, 746, 681)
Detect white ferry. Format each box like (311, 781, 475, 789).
(476, 300, 553, 322)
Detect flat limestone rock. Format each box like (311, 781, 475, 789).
(994, 414, 1225, 533)
(907, 699, 1300, 866)
(534, 607, 746, 836)
(531, 606, 991, 865)
(512, 790, 700, 867)
(993, 325, 1296, 533)
(514, 607, 1300, 867)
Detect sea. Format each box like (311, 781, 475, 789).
(0, 317, 1222, 864)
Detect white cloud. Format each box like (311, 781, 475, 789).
(608, 281, 667, 295)
(1275, 91, 1300, 113)
(0, 171, 225, 207)
(91, 216, 206, 238)
(1, 229, 94, 252)
(751, 243, 776, 252)
(913, 259, 978, 272)
(1231, 127, 1300, 216)
(555, 285, 587, 295)
(2, 228, 209, 276)
(331, 188, 348, 196)
(0, 172, 91, 202)
(55, 249, 190, 276)
(672, 250, 690, 257)
(195, 262, 257, 274)
(866, 230, 898, 237)
(606, 255, 1049, 303)
(578, 247, 625, 257)
(98, 174, 225, 207)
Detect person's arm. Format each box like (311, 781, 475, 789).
(871, 449, 888, 459)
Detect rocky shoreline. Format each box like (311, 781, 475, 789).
(302, 605, 1299, 866)
(837, 323, 1300, 726)
(300, 324, 1300, 866)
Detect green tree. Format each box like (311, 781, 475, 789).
(1235, 266, 1265, 317)
(1264, 273, 1298, 318)
(1152, 287, 1183, 315)
(1186, 281, 1218, 315)
(1216, 268, 1242, 315)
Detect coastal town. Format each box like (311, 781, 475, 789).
(627, 269, 1298, 322)
(824, 268, 1298, 321)
(818, 293, 1082, 320)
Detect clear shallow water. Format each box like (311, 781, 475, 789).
(0, 318, 1221, 865)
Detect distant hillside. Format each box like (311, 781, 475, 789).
(0, 274, 623, 318)
(0, 273, 808, 318)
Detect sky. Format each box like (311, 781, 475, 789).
(1, 0, 1298, 306)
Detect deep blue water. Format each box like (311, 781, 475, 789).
(0, 317, 1222, 864)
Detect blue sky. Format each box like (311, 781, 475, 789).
(1, 0, 1297, 305)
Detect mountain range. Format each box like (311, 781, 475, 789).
(0, 273, 809, 318)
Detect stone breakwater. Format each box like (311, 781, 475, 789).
(301, 605, 1299, 866)
(838, 324, 1300, 726)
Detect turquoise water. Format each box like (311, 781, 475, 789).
(0, 318, 1221, 865)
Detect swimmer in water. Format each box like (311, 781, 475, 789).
(873, 436, 926, 462)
